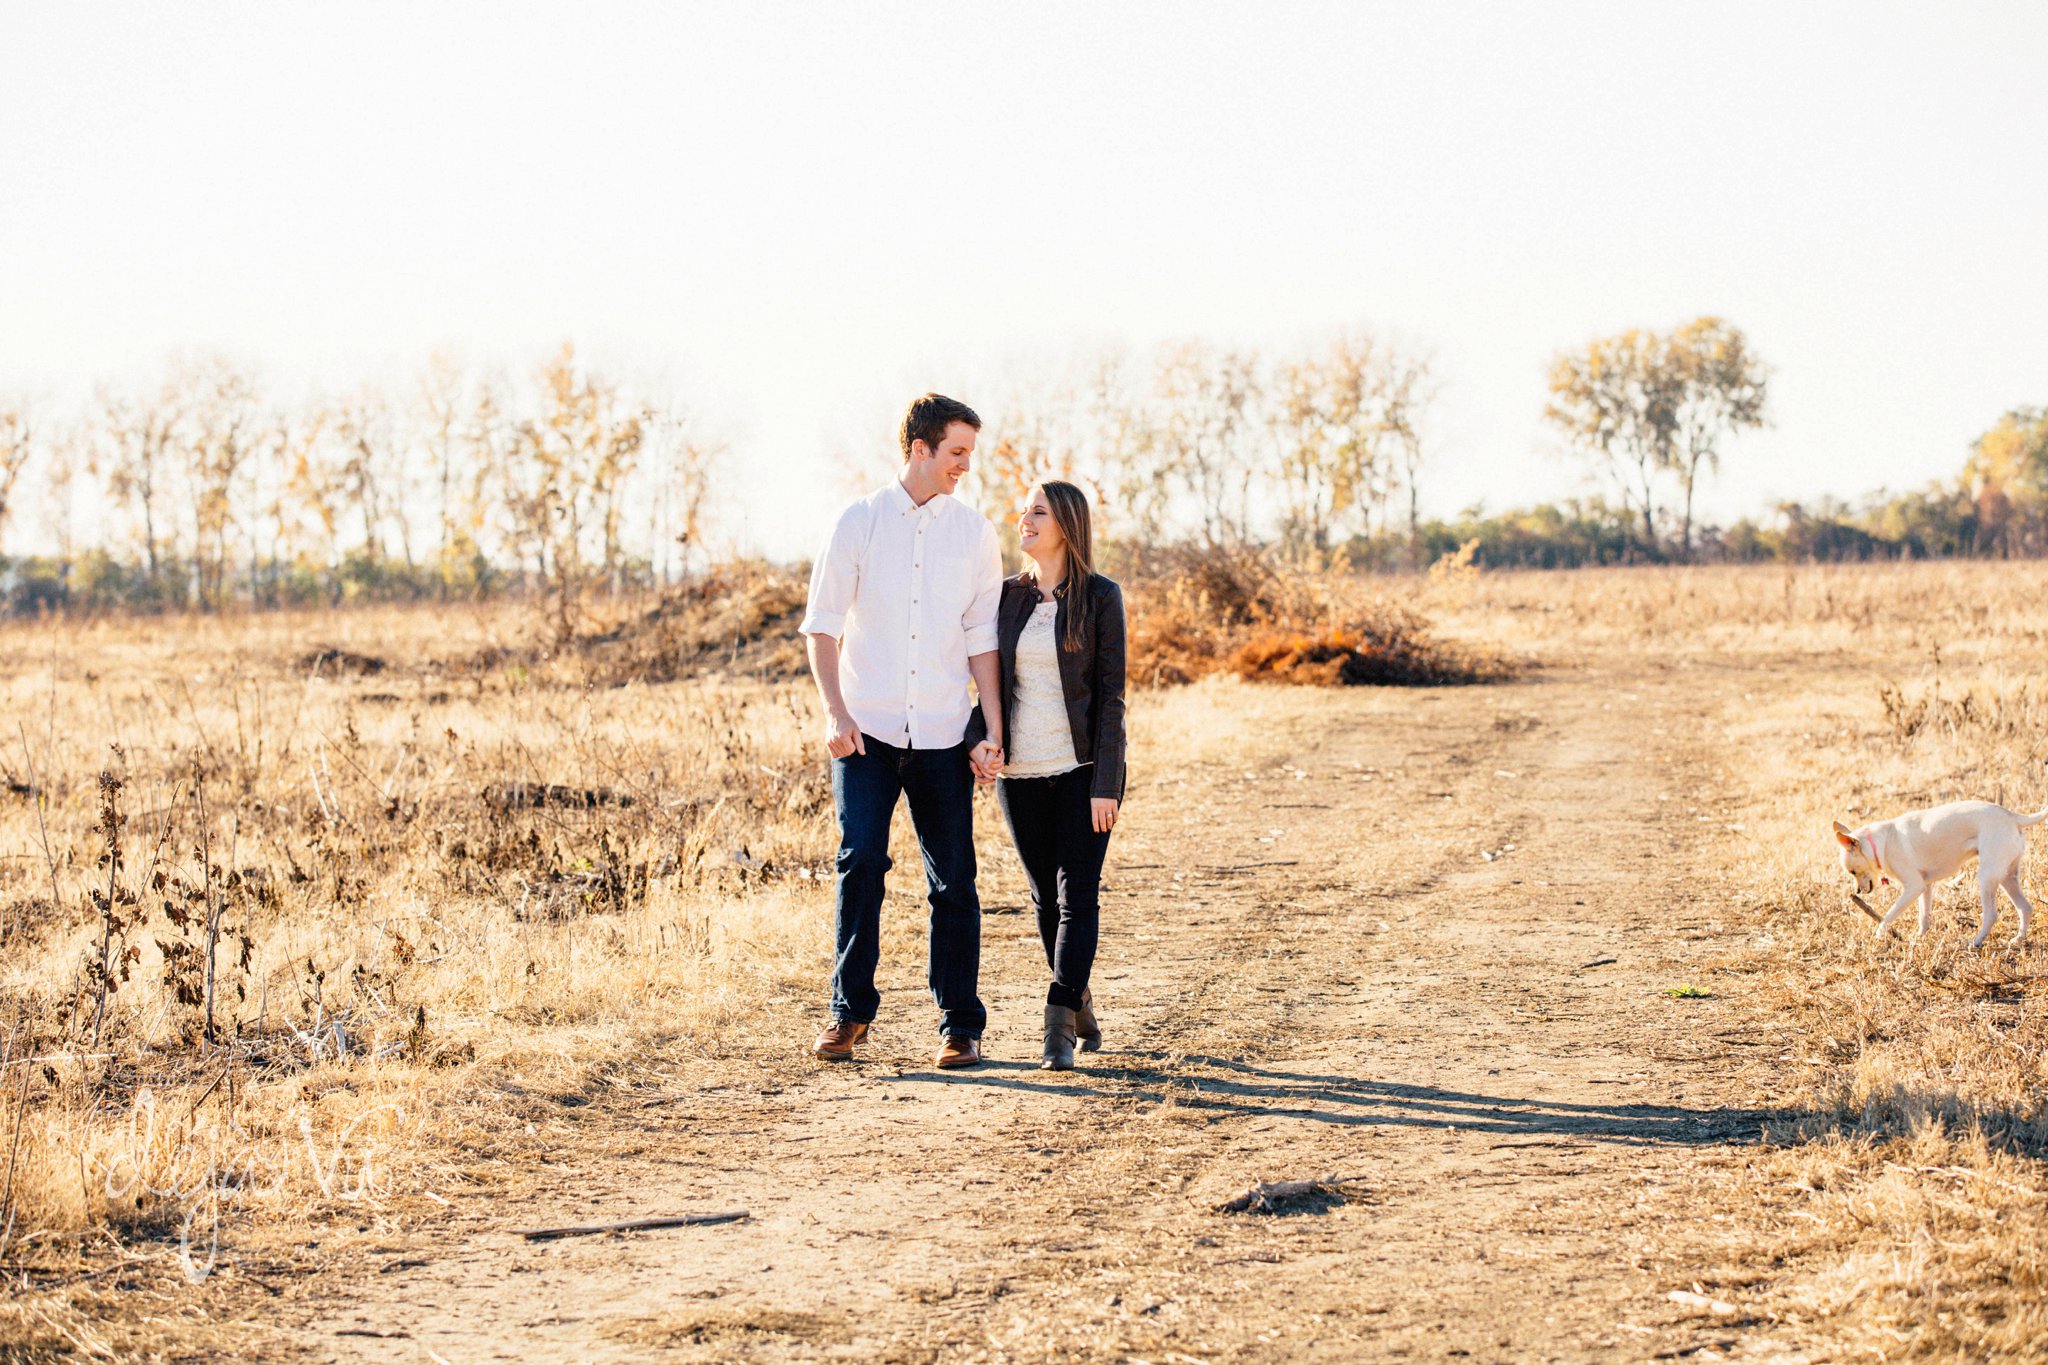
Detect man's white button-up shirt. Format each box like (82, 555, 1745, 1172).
(799, 482, 1004, 749)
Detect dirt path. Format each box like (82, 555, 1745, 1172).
(276, 657, 1805, 1362)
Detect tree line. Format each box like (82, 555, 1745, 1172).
(2, 320, 2041, 617)
(1408, 404, 2048, 570)
(1, 330, 1459, 616)
(961, 316, 1771, 569)
(0, 345, 719, 633)
(962, 331, 1441, 564)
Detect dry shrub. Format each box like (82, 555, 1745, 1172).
(1738, 1128, 2048, 1357)
(1122, 544, 1513, 688)
(1878, 675, 2048, 745)
(0, 604, 848, 1293)
(1230, 617, 1503, 687)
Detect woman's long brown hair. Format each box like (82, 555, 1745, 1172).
(1026, 480, 1094, 651)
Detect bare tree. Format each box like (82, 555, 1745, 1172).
(979, 394, 1074, 520)
(331, 385, 398, 574)
(437, 369, 503, 593)
(1274, 332, 1390, 558)
(1546, 320, 1768, 560)
(177, 358, 261, 610)
(0, 406, 37, 556)
(417, 351, 468, 594)
(44, 418, 82, 567)
(255, 401, 326, 605)
(513, 344, 646, 643)
(472, 370, 540, 588)
(971, 363, 1091, 555)
(97, 377, 185, 592)
(1666, 317, 1769, 558)
(1076, 348, 1145, 539)
(1545, 328, 1678, 554)
(285, 392, 353, 602)
(1036, 347, 1165, 548)
(643, 405, 720, 584)
(1378, 346, 1440, 567)
(1272, 356, 1335, 556)
(1151, 341, 1262, 548)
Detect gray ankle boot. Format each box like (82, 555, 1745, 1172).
(1041, 1005, 1078, 1071)
(1075, 988, 1101, 1052)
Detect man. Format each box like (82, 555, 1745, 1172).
(799, 393, 1006, 1068)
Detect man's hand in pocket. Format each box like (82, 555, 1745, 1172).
(825, 711, 865, 760)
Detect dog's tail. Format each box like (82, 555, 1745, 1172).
(2019, 765, 2048, 826)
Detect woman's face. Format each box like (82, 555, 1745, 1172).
(1017, 487, 1065, 557)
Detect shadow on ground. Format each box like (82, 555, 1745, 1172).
(900, 1053, 1790, 1145)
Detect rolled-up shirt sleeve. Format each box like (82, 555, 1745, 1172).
(961, 521, 1003, 655)
(799, 503, 864, 638)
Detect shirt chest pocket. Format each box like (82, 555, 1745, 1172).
(924, 551, 981, 617)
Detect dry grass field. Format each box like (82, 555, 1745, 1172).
(1, 560, 2045, 1361)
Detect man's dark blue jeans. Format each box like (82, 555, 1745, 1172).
(830, 734, 986, 1038)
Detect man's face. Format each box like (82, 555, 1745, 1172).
(914, 422, 978, 495)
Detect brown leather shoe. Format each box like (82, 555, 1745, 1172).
(812, 1020, 868, 1061)
(935, 1034, 981, 1069)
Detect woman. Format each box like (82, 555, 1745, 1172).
(970, 480, 1127, 1070)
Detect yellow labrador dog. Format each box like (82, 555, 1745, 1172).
(1834, 798, 2045, 949)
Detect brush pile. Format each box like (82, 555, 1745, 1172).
(1118, 544, 1513, 688)
(566, 548, 1511, 691)
(576, 560, 809, 684)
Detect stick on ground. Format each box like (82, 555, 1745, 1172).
(513, 1209, 750, 1241)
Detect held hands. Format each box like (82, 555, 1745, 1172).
(969, 739, 1005, 783)
(1092, 797, 1120, 833)
(824, 709, 865, 760)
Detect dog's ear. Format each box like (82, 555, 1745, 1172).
(1832, 820, 1859, 848)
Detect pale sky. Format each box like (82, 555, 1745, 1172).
(4, 1, 2045, 559)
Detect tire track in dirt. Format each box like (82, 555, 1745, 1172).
(281, 664, 1798, 1362)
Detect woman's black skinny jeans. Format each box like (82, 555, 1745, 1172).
(996, 764, 1111, 1009)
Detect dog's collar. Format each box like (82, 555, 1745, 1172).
(1859, 833, 1881, 872)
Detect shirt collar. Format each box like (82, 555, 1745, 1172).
(888, 480, 945, 519)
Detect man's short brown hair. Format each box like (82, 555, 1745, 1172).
(900, 393, 981, 459)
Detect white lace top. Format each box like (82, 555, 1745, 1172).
(1003, 599, 1086, 778)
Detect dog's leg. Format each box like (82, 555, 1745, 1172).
(1875, 882, 1920, 939)
(1969, 870, 2002, 950)
(1917, 884, 1936, 937)
(2002, 873, 2032, 944)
